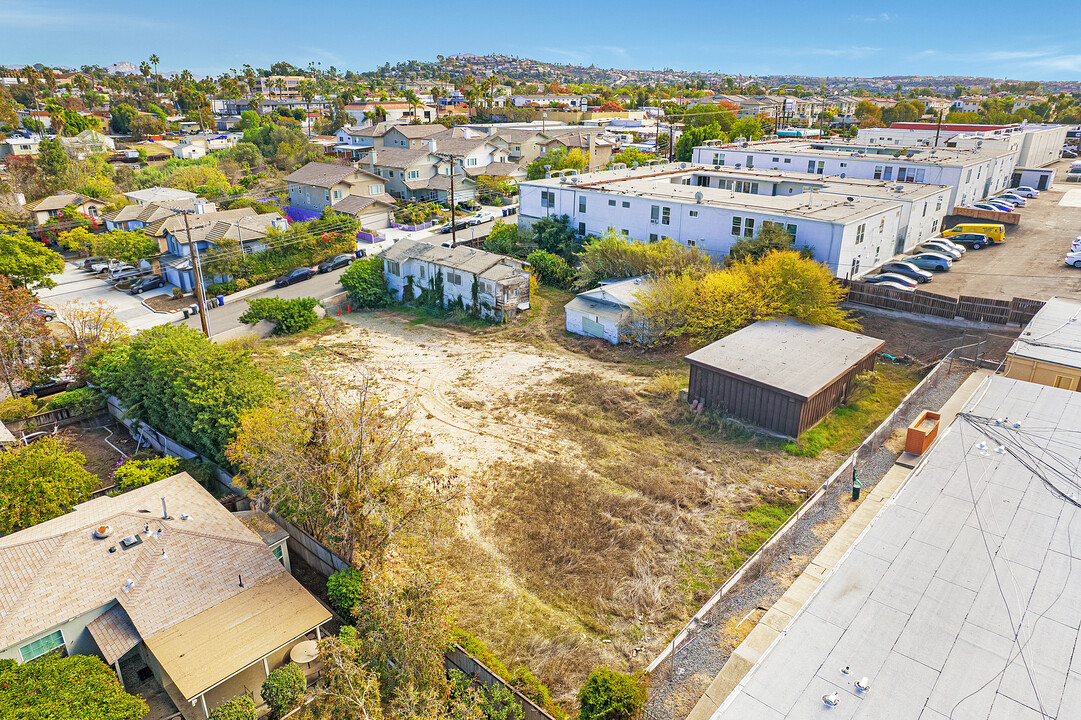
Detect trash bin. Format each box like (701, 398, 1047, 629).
(182, 309, 190, 319)
(216, 294, 225, 306)
(851, 466, 862, 501)
(190, 304, 199, 315)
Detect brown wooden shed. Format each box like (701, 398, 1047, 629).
(684, 319, 884, 438)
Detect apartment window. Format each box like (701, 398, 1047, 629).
(772, 157, 780, 162)
(884, 166, 894, 181)
(977, 166, 982, 179)
(661, 207, 671, 225)
(743, 218, 755, 238)
(879, 217, 886, 233)
(621, 229, 629, 237)
(579, 196, 587, 213)
(851, 257, 860, 275)
(324, 190, 330, 202)
(689, 210, 698, 218)
(621, 201, 630, 208)
(922, 202, 928, 217)
(966, 169, 972, 183)
(783, 158, 791, 164)
(407, 170, 419, 179)
(840, 162, 847, 168)
(696, 176, 710, 187)
(916, 169, 926, 183)
(961, 193, 967, 206)
(786, 223, 797, 240)
(651, 205, 660, 223)
(540, 190, 555, 208)
(649, 233, 658, 242)
(20, 631, 63, 662)
(447, 272, 463, 286)
(874, 165, 884, 180)
(713, 152, 724, 165)
(333, 190, 342, 200)
(608, 199, 616, 206)
(731, 216, 742, 236)
(746, 155, 754, 169)
(386, 260, 400, 276)
(856, 223, 866, 244)
(932, 219, 939, 232)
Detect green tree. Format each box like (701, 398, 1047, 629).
(109, 102, 138, 134)
(0, 225, 65, 289)
(578, 668, 646, 720)
(525, 250, 572, 288)
(37, 136, 69, 181)
(112, 455, 181, 493)
(525, 147, 588, 180)
(207, 695, 257, 720)
(729, 117, 763, 141)
(0, 276, 54, 394)
(95, 229, 160, 265)
(239, 296, 321, 335)
(0, 436, 98, 533)
(262, 664, 306, 719)
(340, 256, 391, 308)
(84, 325, 278, 466)
(725, 221, 796, 266)
(527, 214, 578, 259)
(608, 147, 655, 168)
(326, 568, 367, 619)
(0, 653, 148, 720)
(673, 123, 727, 162)
(574, 231, 713, 289)
(480, 221, 520, 256)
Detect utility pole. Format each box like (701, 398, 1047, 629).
(434, 152, 462, 246)
(934, 108, 943, 148)
(182, 212, 212, 338)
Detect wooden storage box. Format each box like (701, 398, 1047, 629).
(905, 410, 941, 455)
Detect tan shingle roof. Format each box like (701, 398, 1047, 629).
(27, 191, 99, 213)
(282, 161, 356, 188)
(387, 124, 445, 139)
(367, 147, 434, 169)
(86, 604, 141, 665)
(331, 194, 395, 215)
(0, 473, 285, 655)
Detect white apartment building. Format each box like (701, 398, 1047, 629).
(519, 164, 906, 280)
(691, 140, 1017, 211)
(856, 122, 1067, 170)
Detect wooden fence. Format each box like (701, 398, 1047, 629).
(844, 282, 1044, 326)
(445, 645, 557, 720)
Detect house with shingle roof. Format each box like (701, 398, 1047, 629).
(380, 239, 530, 320)
(538, 132, 614, 171)
(283, 162, 388, 214)
(102, 198, 216, 233)
(0, 473, 331, 720)
(25, 190, 107, 228)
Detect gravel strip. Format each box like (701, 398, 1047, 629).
(644, 366, 973, 720)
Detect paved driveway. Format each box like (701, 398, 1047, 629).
(37, 261, 177, 330)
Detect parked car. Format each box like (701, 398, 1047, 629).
(1066, 251, 1081, 269)
(1063, 149, 1078, 158)
(918, 241, 963, 260)
(31, 304, 56, 322)
(439, 217, 471, 234)
(318, 254, 355, 273)
(106, 266, 138, 283)
(1071, 236, 1081, 253)
(945, 232, 998, 250)
(972, 202, 1013, 213)
(981, 199, 1016, 212)
(1010, 187, 1040, 198)
(904, 253, 953, 271)
(872, 280, 915, 292)
(993, 194, 1027, 207)
(90, 258, 125, 274)
(456, 200, 481, 212)
(877, 261, 933, 282)
(274, 267, 315, 287)
(129, 275, 166, 294)
(928, 237, 966, 254)
(469, 211, 497, 226)
(81, 256, 108, 270)
(17, 378, 70, 399)
(865, 272, 918, 289)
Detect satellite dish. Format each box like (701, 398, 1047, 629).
(680, 162, 687, 169)
(694, 191, 704, 203)
(840, 172, 846, 179)
(895, 184, 904, 191)
(735, 163, 742, 168)
(847, 196, 854, 202)
(632, 161, 639, 168)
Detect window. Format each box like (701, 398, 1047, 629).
(786, 223, 797, 240)
(772, 157, 780, 162)
(689, 210, 698, 218)
(369, 184, 381, 195)
(874, 165, 884, 180)
(578, 222, 586, 235)
(731, 216, 742, 236)
(696, 176, 710, 187)
(419, 266, 426, 279)
(467, 158, 478, 166)
(922, 202, 927, 217)
(915, 169, 926, 183)
(386, 260, 400, 276)
(650, 205, 660, 223)
(783, 158, 791, 164)
(388, 170, 395, 178)
(743, 218, 755, 238)
(324, 190, 330, 202)
(1054, 376, 1076, 390)
(20, 631, 63, 662)
(272, 544, 285, 565)
(447, 272, 463, 286)
(840, 162, 847, 168)
(621, 201, 630, 208)
(608, 199, 616, 206)
(713, 152, 724, 165)
(883, 166, 894, 181)
(407, 170, 419, 179)
(621, 229, 629, 237)
(746, 155, 754, 169)
(932, 219, 939, 232)
(661, 207, 671, 225)
(540, 190, 555, 208)
(579, 196, 587, 213)
(966, 169, 972, 183)
(851, 257, 860, 275)
(856, 223, 866, 244)
(649, 233, 658, 242)
(333, 190, 342, 200)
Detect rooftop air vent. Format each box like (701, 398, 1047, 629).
(695, 191, 704, 204)
(93, 525, 113, 539)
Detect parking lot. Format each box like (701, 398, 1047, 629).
(36, 260, 178, 331)
(918, 159, 1081, 302)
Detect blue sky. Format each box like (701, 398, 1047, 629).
(2, 0, 1079, 80)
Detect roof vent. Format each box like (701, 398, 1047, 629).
(823, 692, 839, 707)
(695, 191, 704, 204)
(93, 525, 113, 539)
(120, 535, 142, 549)
(122, 578, 135, 593)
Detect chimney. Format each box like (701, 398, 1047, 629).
(368, 150, 376, 170)
(426, 138, 437, 153)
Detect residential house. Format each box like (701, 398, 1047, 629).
(329, 194, 396, 230)
(283, 162, 388, 214)
(0, 473, 331, 720)
(174, 144, 206, 160)
(250, 75, 307, 98)
(344, 102, 436, 126)
(363, 147, 441, 199)
(380, 239, 531, 320)
(102, 198, 216, 233)
(332, 123, 390, 159)
(174, 133, 240, 158)
(538, 132, 614, 171)
(510, 94, 590, 109)
(60, 129, 116, 155)
(123, 187, 199, 206)
(25, 191, 106, 227)
(381, 124, 446, 149)
(564, 277, 651, 344)
(951, 96, 984, 113)
(0, 136, 40, 158)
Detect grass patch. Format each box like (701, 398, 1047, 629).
(783, 362, 922, 457)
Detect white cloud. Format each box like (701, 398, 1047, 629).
(849, 12, 891, 22)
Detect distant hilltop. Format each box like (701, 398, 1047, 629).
(104, 61, 139, 76)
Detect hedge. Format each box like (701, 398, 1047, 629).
(261, 663, 306, 718)
(326, 568, 366, 619)
(207, 695, 256, 720)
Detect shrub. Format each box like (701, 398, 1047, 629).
(236, 278, 250, 290)
(239, 297, 320, 335)
(453, 629, 510, 680)
(207, 695, 256, 720)
(44, 386, 105, 416)
(326, 568, 365, 619)
(207, 281, 239, 296)
(0, 396, 38, 422)
(261, 663, 306, 719)
(526, 250, 572, 288)
(578, 667, 647, 720)
(172, 288, 183, 298)
(340, 256, 390, 308)
(849, 370, 880, 403)
(112, 455, 181, 493)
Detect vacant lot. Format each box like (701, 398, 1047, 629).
(256, 295, 921, 707)
(926, 161, 1081, 301)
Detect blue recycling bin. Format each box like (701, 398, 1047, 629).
(216, 294, 225, 306)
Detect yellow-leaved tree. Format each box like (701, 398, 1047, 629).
(60, 300, 129, 355)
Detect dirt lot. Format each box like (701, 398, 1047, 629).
(254, 295, 923, 707)
(922, 159, 1081, 301)
(851, 309, 1020, 363)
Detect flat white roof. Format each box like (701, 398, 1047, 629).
(700, 139, 1017, 166)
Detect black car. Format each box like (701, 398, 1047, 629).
(275, 267, 315, 287)
(877, 261, 933, 283)
(130, 275, 166, 294)
(17, 379, 70, 399)
(318, 254, 355, 273)
(944, 232, 996, 250)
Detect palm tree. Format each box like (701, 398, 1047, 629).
(402, 88, 420, 121)
(139, 61, 151, 85)
(149, 54, 160, 93)
(299, 81, 316, 137)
